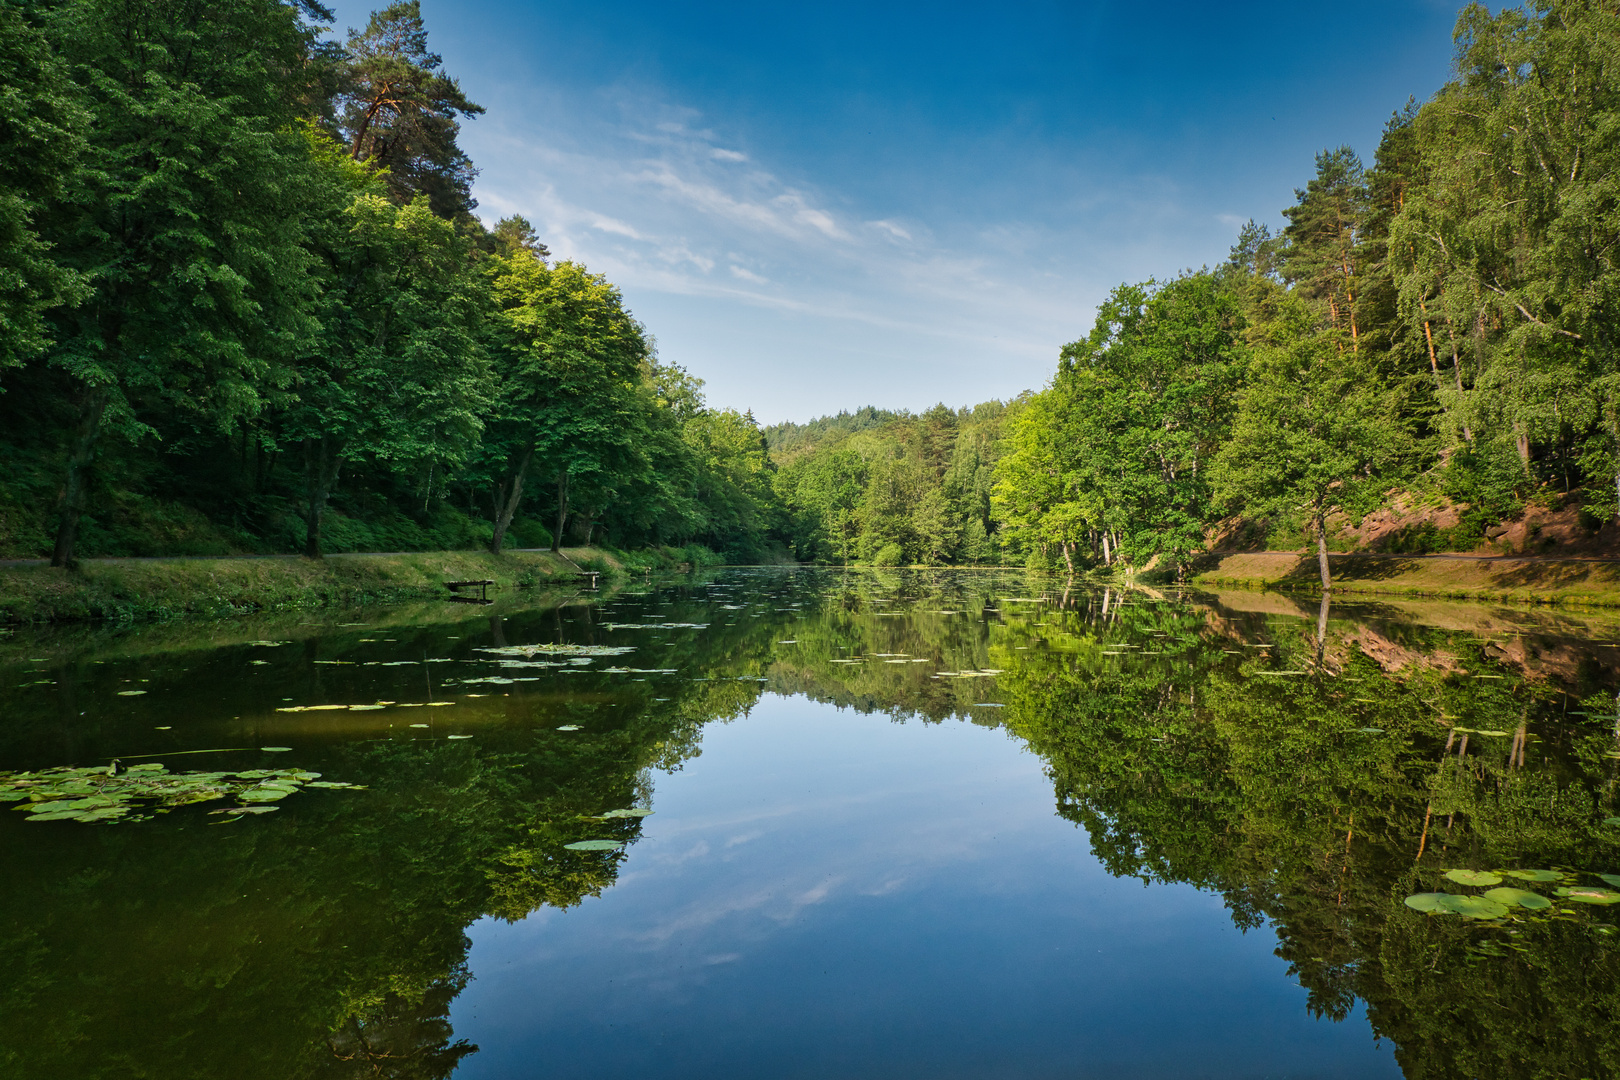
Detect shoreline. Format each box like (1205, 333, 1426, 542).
(1191, 550, 1620, 608)
(0, 548, 636, 627)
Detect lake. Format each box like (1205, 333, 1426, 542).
(2, 567, 1618, 1079)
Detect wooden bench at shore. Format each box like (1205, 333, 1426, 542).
(444, 579, 495, 600)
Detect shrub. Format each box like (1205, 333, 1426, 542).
(871, 542, 905, 567)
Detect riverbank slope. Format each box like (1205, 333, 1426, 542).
(0, 548, 639, 625)
(1192, 551, 1620, 607)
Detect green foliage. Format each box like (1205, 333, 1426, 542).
(6, 0, 1619, 579)
(990, 1, 1620, 576)
(775, 402, 1008, 565)
(0, 2, 89, 370)
(1212, 294, 1407, 581)
(995, 274, 1247, 579)
(332, 0, 485, 218)
(0, 0, 793, 566)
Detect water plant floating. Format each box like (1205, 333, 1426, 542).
(0, 762, 362, 824)
(1445, 869, 1503, 887)
(478, 644, 637, 658)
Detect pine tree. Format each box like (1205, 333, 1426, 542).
(1279, 147, 1369, 348)
(335, 1, 485, 219)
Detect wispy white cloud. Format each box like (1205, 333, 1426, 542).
(463, 90, 1185, 418)
(867, 219, 913, 241)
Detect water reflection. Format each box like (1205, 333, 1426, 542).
(1, 570, 1617, 1078)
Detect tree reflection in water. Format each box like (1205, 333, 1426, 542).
(0, 570, 1616, 1079)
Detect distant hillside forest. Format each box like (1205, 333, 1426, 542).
(1, 1, 1616, 576)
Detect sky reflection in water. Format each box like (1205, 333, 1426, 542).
(456, 696, 1396, 1079)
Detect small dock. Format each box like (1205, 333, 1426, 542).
(445, 579, 495, 602)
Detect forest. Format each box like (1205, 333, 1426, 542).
(1, 0, 1616, 577)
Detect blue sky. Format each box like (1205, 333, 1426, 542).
(328, 1, 1465, 423)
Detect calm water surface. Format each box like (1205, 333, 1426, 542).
(2, 568, 1618, 1079)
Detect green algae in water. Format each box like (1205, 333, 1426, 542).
(563, 840, 624, 851)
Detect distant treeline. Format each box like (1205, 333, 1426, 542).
(0, 0, 780, 564)
(3, 1, 1615, 573)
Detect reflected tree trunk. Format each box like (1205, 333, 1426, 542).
(1314, 514, 1332, 592)
(1315, 591, 1331, 665)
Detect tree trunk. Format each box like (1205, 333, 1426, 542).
(551, 467, 569, 553)
(1101, 532, 1112, 567)
(1443, 316, 1473, 441)
(1060, 541, 1074, 576)
(1418, 298, 1443, 393)
(490, 444, 535, 555)
(1516, 426, 1531, 475)
(1316, 518, 1332, 591)
(51, 387, 111, 568)
(303, 437, 342, 559)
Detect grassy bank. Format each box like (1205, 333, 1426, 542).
(1192, 551, 1620, 607)
(0, 548, 644, 626)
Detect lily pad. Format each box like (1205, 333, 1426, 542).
(557, 725, 582, 731)
(447, 735, 473, 740)
(1484, 887, 1552, 910)
(1447, 895, 1510, 918)
(597, 808, 654, 819)
(116, 690, 146, 696)
(1557, 887, 1620, 905)
(239, 789, 291, 803)
(1502, 869, 1563, 882)
(1403, 892, 1507, 917)
(1445, 869, 1503, 887)
(1599, 874, 1620, 890)
(563, 840, 624, 852)
(260, 747, 293, 753)
(1605, 817, 1620, 827)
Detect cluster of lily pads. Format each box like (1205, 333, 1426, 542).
(1405, 867, 1620, 919)
(562, 807, 654, 852)
(477, 644, 637, 658)
(0, 762, 362, 824)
